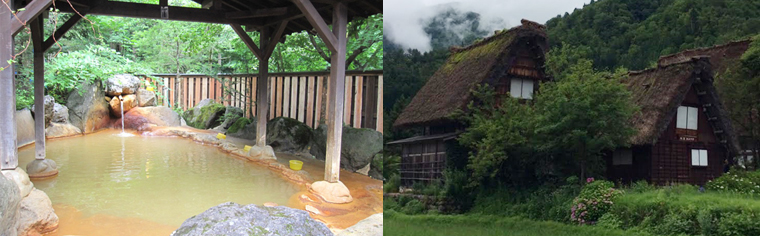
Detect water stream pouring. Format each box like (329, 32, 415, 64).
(116, 95, 134, 137)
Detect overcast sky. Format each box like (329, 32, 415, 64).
(384, 0, 592, 51)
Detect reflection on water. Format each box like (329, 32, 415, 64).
(18, 129, 300, 227)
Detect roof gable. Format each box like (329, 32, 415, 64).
(393, 19, 548, 128)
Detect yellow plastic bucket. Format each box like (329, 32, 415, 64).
(216, 133, 227, 139)
(243, 145, 252, 152)
(289, 160, 303, 171)
(146, 87, 155, 92)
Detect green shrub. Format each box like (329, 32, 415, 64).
(706, 169, 760, 195)
(443, 169, 474, 212)
(402, 199, 427, 215)
(596, 213, 622, 230)
(570, 180, 622, 224)
(470, 178, 580, 223)
(629, 180, 656, 193)
(652, 211, 697, 235)
(227, 117, 250, 134)
(384, 174, 400, 193)
(384, 197, 400, 211)
(717, 212, 760, 236)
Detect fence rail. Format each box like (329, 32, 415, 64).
(143, 70, 383, 133)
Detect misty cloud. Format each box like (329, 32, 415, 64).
(384, 0, 591, 52)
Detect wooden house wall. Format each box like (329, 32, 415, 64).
(650, 86, 726, 186)
(605, 146, 651, 184)
(399, 140, 447, 186)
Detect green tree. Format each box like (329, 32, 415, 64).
(533, 60, 636, 181)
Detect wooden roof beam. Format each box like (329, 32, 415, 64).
(230, 24, 262, 58)
(57, 1, 244, 24)
(226, 7, 287, 19)
(42, 13, 82, 51)
(10, 0, 54, 36)
(292, 0, 337, 53)
(263, 20, 287, 57)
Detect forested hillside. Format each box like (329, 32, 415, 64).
(546, 0, 760, 70)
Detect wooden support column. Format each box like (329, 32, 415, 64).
(31, 16, 45, 160)
(324, 2, 347, 183)
(1, 1, 18, 170)
(256, 28, 270, 146)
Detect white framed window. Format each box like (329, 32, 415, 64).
(677, 106, 699, 130)
(510, 78, 534, 99)
(691, 149, 708, 166)
(612, 149, 632, 165)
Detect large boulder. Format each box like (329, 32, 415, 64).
(337, 213, 383, 236)
(171, 202, 332, 236)
(136, 88, 157, 107)
(45, 123, 82, 138)
(105, 74, 140, 96)
(52, 103, 69, 124)
(122, 106, 181, 130)
(30, 95, 54, 127)
(15, 109, 35, 147)
(25, 159, 59, 179)
(310, 125, 383, 172)
(17, 189, 58, 235)
(0, 172, 21, 236)
(67, 81, 111, 134)
(215, 106, 244, 131)
(266, 117, 313, 153)
(2, 168, 33, 198)
(109, 94, 138, 118)
(182, 100, 226, 129)
(228, 118, 257, 140)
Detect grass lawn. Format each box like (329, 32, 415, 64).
(383, 210, 650, 236)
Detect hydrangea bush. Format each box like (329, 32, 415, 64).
(706, 169, 760, 195)
(570, 179, 622, 224)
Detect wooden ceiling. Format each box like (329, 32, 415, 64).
(12, 0, 381, 36)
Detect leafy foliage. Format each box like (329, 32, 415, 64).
(546, 0, 760, 71)
(706, 168, 760, 195)
(570, 179, 622, 225)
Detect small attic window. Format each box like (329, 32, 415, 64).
(510, 78, 534, 99)
(677, 106, 698, 130)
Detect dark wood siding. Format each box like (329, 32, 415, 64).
(400, 139, 447, 186)
(650, 86, 727, 186)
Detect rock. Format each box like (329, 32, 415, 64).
(356, 163, 371, 176)
(227, 117, 250, 134)
(67, 81, 111, 134)
(31, 95, 55, 127)
(182, 100, 226, 129)
(216, 106, 244, 131)
(15, 109, 35, 147)
(0, 173, 21, 236)
(247, 145, 276, 160)
(266, 117, 313, 154)
(263, 202, 278, 207)
(311, 125, 383, 172)
(45, 123, 82, 138)
(25, 159, 58, 179)
(122, 107, 181, 130)
(180, 117, 187, 126)
(171, 202, 332, 236)
(310, 181, 353, 204)
(229, 118, 257, 140)
(2, 168, 33, 198)
(337, 213, 383, 236)
(105, 74, 140, 96)
(17, 189, 58, 236)
(109, 94, 138, 118)
(136, 88, 157, 107)
(52, 103, 69, 124)
(304, 205, 321, 215)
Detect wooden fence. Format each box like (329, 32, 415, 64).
(143, 70, 383, 133)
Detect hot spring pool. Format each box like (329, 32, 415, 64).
(18, 129, 301, 233)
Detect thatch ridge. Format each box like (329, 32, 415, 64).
(393, 19, 548, 128)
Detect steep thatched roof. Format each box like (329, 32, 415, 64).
(393, 19, 548, 128)
(625, 57, 741, 155)
(657, 39, 751, 72)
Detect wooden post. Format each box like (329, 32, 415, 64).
(31, 17, 45, 160)
(324, 2, 347, 183)
(0, 2, 18, 170)
(256, 28, 270, 146)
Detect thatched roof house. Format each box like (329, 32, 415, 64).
(610, 56, 742, 185)
(393, 19, 549, 129)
